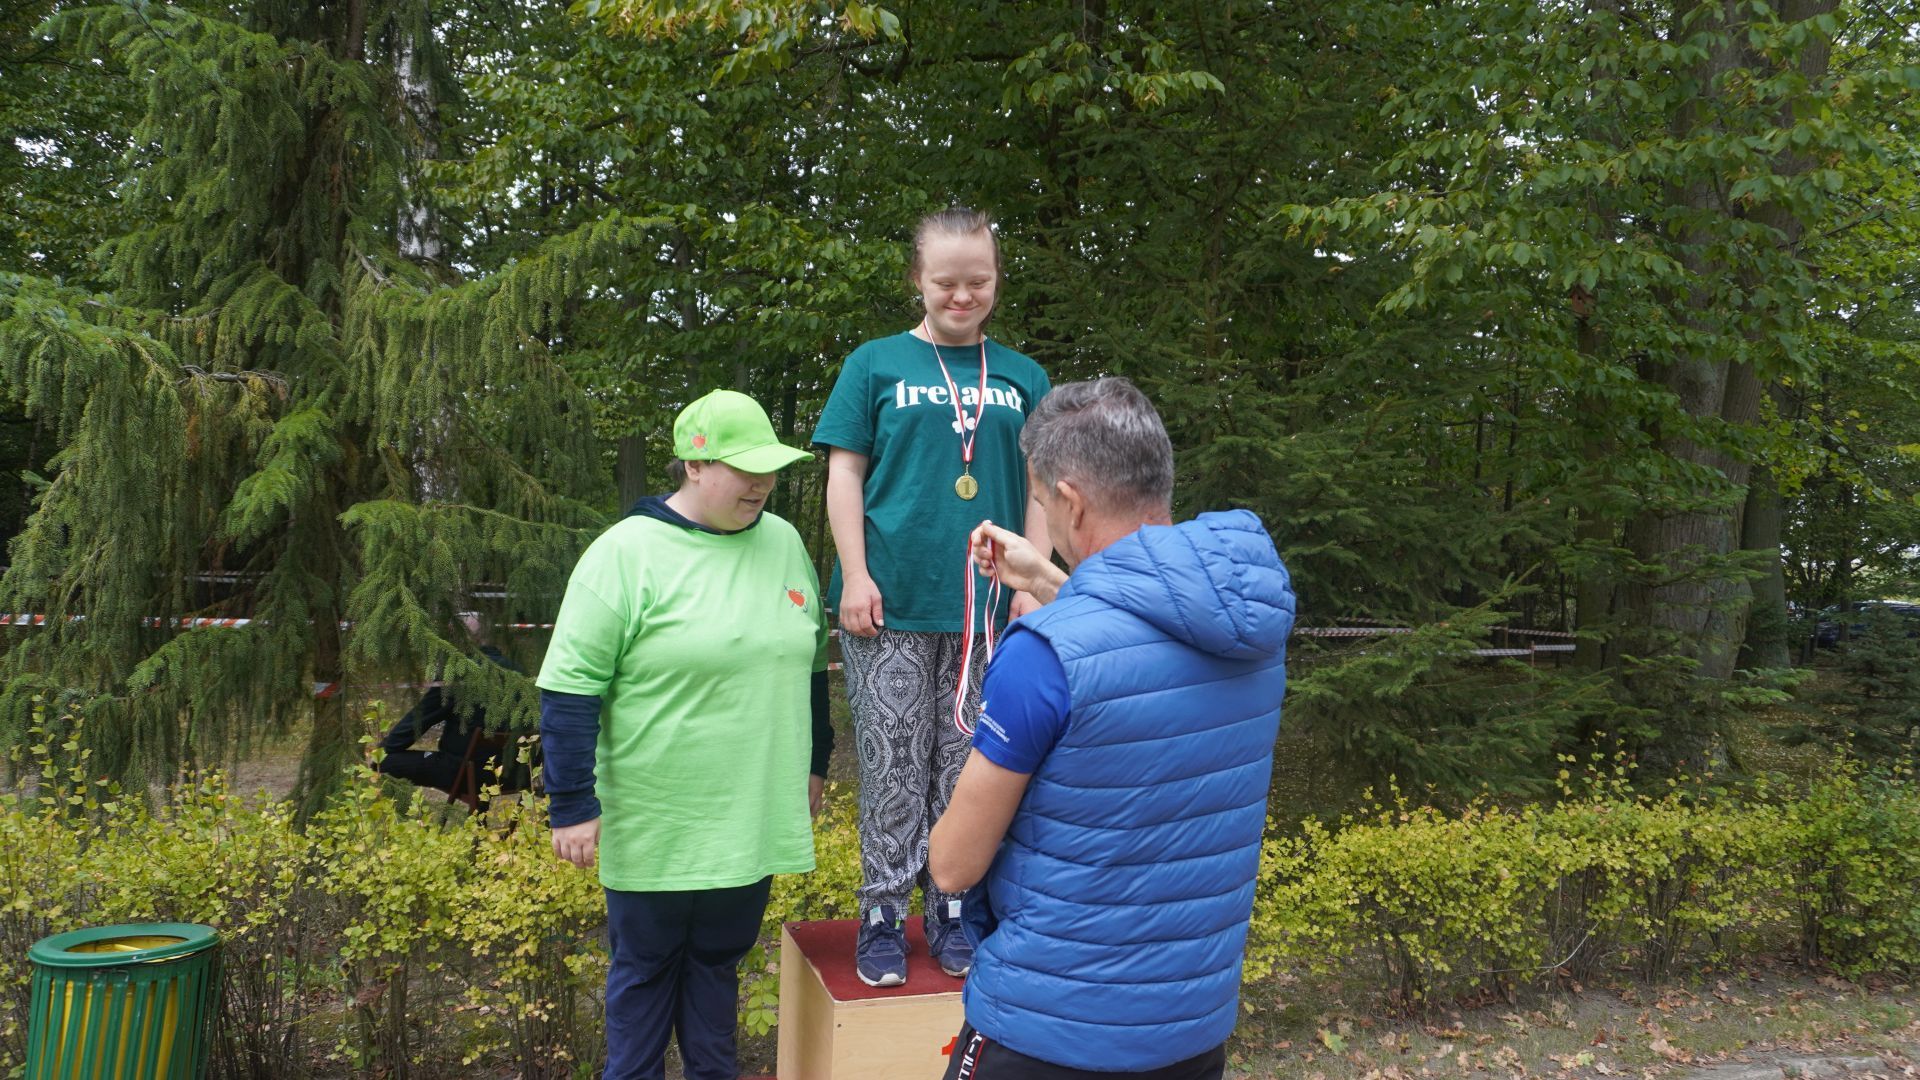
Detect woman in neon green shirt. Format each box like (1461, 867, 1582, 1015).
(539, 390, 831, 1080)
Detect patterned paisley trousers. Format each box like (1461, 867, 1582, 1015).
(839, 628, 988, 916)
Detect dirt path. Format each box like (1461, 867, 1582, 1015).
(1684, 1051, 1909, 1080)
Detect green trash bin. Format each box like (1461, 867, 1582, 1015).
(25, 923, 221, 1080)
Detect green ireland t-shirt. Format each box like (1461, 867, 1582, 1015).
(812, 332, 1051, 632)
(534, 512, 829, 892)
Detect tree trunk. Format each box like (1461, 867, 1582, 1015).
(1573, 3, 1623, 676)
(293, 0, 372, 813)
(1728, 0, 1829, 673)
(1611, 0, 1836, 767)
(295, 608, 352, 821)
(1737, 466, 1791, 668)
(616, 435, 648, 511)
(1572, 301, 1616, 673)
(396, 25, 442, 264)
(774, 360, 800, 519)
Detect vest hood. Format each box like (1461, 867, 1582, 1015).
(1067, 509, 1294, 661)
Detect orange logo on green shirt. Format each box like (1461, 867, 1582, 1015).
(787, 588, 807, 608)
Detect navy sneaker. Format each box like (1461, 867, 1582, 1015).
(927, 899, 973, 977)
(856, 905, 908, 987)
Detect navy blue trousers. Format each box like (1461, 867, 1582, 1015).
(603, 877, 772, 1080)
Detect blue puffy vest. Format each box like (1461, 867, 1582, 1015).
(963, 509, 1294, 1071)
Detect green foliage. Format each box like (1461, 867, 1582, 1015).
(0, 0, 134, 283)
(310, 773, 478, 1072)
(297, 752, 609, 1078)
(1780, 284, 1920, 610)
(1780, 612, 1920, 757)
(739, 788, 863, 1038)
(0, 711, 610, 1078)
(580, 0, 902, 81)
(1284, 599, 1611, 800)
(0, 704, 873, 1075)
(7, 0, 1920, 810)
(1254, 803, 1564, 1005)
(0, 2, 614, 801)
(1278, 0, 1920, 765)
(1250, 762, 1920, 1007)
(1778, 762, 1920, 973)
(446, 790, 607, 1076)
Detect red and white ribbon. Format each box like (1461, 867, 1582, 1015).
(953, 530, 1003, 736)
(923, 316, 989, 472)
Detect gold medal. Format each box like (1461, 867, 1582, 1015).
(923, 317, 991, 506)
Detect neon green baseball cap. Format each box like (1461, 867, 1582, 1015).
(674, 390, 813, 473)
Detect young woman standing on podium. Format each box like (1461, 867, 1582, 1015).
(811, 207, 1052, 988)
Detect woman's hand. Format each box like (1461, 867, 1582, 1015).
(837, 574, 886, 637)
(809, 774, 826, 818)
(970, 522, 1065, 605)
(825, 449, 884, 637)
(1009, 590, 1043, 620)
(551, 818, 600, 869)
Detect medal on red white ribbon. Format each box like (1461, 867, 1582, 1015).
(920, 320, 999, 732)
(954, 526, 1003, 736)
(923, 316, 989, 501)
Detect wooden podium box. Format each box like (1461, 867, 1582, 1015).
(775, 919, 964, 1079)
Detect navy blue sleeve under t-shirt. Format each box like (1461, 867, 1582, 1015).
(971, 629, 1071, 774)
(538, 494, 837, 829)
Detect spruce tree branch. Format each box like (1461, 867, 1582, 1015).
(80, 299, 217, 325)
(357, 251, 393, 286)
(447, 439, 604, 523)
(127, 2, 182, 56)
(419, 498, 598, 533)
(177, 365, 291, 391)
(9, 46, 97, 74)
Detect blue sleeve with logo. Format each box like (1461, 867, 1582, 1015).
(972, 629, 1070, 775)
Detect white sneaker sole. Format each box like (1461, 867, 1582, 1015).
(940, 963, 970, 978)
(857, 969, 906, 988)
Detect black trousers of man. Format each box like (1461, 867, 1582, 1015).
(373, 747, 472, 793)
(940, 1022, 1226, 1080)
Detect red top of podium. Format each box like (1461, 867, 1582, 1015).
(785, 919, 967, 1001)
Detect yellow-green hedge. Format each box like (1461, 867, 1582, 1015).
(0, 721, 863, 1079)
(1248, 766, 1920, 1004)
(8, 727, 1920, 1078)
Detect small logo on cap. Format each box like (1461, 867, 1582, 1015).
(691, 433, 707, 450)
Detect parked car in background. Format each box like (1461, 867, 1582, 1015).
(1814, 600, 1920, 648)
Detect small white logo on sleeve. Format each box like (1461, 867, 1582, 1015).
(977, 708, 1010, 744)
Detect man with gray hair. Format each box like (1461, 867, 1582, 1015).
(929, 377, 1295, 1079)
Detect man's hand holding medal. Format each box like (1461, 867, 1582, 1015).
(969, 521, 1066, 607)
